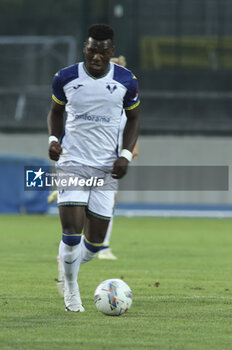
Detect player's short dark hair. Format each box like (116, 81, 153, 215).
(88, 24, 114, 42)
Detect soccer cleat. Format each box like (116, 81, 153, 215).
(98, 249, 117, 260)
(57, 256, 65, 297)
(64, 287, 85, 312)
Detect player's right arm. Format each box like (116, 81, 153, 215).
(47, 100, 65, 161)
(47, 70, 67, 161)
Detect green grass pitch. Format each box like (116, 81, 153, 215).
(1, 215, 232, 350)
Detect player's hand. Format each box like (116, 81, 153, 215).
(48, 141, 63, 161)
(111, 157, 129, 179)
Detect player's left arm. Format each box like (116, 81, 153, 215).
(111, 105, 139, 179)
(122, 105, 140, 153)
(111, 70, 140, 179)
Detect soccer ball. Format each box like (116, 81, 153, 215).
(94, 278, 132, 316)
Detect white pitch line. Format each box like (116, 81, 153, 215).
(48, 207, 232, 218)
(115, 209, 232, 218)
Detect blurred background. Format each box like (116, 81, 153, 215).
(1, 0, 232, 215)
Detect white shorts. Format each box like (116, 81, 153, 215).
(56, 162, 118, 220)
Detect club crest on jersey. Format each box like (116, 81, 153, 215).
(106, 84, 117, 94)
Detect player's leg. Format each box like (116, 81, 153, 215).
(101, 216, 113, 247)
(81, 211, 110, 264)
(59, 204, 86, 312)
(81, 189, 115, 264)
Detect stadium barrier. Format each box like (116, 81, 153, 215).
(0, 154, 49, 214)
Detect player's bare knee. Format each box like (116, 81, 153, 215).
(61, 222, 82, 234)
(85, 218, 110, 243)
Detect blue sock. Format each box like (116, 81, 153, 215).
(62, 232, 82, 246)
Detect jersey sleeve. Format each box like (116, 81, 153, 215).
(52, 72, 67, 105)
(123, 74, 140, 111)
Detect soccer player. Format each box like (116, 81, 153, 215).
(48, 56, 139, 261)
(47, 24, 140, 312)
